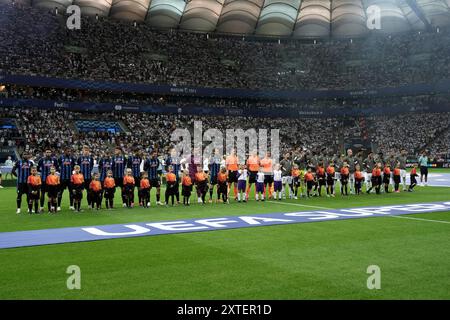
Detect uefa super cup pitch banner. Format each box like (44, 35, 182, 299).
(1, 201, 449, 249)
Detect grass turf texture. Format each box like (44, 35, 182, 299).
(0, 184, 449, 299)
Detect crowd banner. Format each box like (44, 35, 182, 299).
(1, 73, 450, 100)
(0, 97, 449, 118)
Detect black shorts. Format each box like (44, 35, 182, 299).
(114, 177, 123, 188)
(327, 177, 334, 186)
(104, 187, 115, 199)
(306, 181, 315, 190)
(318, 176, 326, 186)
(218, 182, 227, 194)
(166, 181, 177, 194)
(182, 185, 193, 197)
(149, 178, 160, 188)
(248, 171, 257, 183)
(228, 171, 238, 183)
(264, 174, 274, 185)
(72, 185, 83, 200)
(47, 185, 59, 198)
(40, 181, 48, 193)
(134, 177, 141, 189)
(371, 176, 381, 186)
(139, 188, 150, 198)
(210, 175, 218, 185)
(292, 177, 300, 186)
(60, 179, 71, 191)
(393, 175, 401, 183)
(383, 174, 390, 184)
(196, 181, 208, 194)
(28, 188, 40, 200)
(17, 183, 28, 195)
(420, 166, 428, 176)
(90, 190, 102, 199)
(124, 184, 135, 194)
(84, 179, 92, 192)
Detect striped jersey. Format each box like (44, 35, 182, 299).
(12, 160, 33, 184)
(77, 156, 94, 180)
(38, 157, 58, 181)
(165, 156, 181, 179)
(127, 156, 142, 178)
(98, 157, 113, 182)
(144, 157, 160, 180)
(58, 155, 76, 180)
(112, 155, 126, 179)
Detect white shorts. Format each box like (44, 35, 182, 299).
(400, 169, 406, 179)
(365, 172, 372, 183)
(349, 173, 355, 182)
(282, 176, 292, 185)
(335, 172, 341, 180)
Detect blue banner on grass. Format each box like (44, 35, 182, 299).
(0, 201, 449, 249)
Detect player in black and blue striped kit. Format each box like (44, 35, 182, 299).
(112, 147, 126, 206)
(208, 148, 222, 203)
(144, 150, 162, 205)
(58, 147, 76, 210)
(12, 152, 33, 214)
(77, 146, 94, 207)
(38, 148, 58, 210)
(165, 148, 181, 204)
(98, 151, 113, 183)
(127, 150, 142, 198)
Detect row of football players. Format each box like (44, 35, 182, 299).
(21, 162, 288, 213)
(19, 159, 420, 213)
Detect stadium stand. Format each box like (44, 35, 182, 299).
(0, 1, 449, 162)
(1, 2, 450, 91)
(0, 106, 449, 163)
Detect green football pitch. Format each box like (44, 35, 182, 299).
(0, 182, 449, 299)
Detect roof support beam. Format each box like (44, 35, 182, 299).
(254, 0, 267, 34)
(213, 0, 226, 32)
(405, 0, 433, 31)
(329, 0, 333, 38)
(292, 0, 304, 35)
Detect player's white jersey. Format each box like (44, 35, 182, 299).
(238, 169, 248, 180)
(257, 172, 265, 183)
(274, 170, 282, 182)
(203, 157, 209, 172)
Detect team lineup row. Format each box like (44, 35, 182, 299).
(10, 146, 427, 214)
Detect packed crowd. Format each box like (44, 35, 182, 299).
(1, 3, 450, 91)
(1, 107, 448, 161)
(368, 113, 450, 156)
(427, 129, 450, 161)
(0, 107, 342, 158)
(0, 128, 19, 147)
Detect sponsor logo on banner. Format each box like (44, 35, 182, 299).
(0, 202, 449, 249)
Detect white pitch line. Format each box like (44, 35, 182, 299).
(390, 215, 450, 224)
(266, 201, 331, 210)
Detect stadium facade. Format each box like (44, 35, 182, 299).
(7, 0, 450, 37)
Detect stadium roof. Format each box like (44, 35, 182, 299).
(26, 0, 450, 37)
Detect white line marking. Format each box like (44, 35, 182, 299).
(390, 215, 450, 224)
(267, 201, 331, 210)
